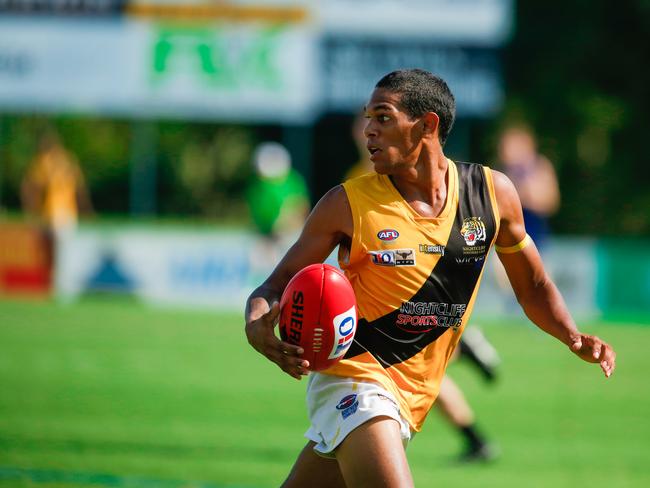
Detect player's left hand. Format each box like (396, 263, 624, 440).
(570, 334, 616, 378)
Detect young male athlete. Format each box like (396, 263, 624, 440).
(245, 69, 616, 488)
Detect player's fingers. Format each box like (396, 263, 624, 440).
(275, 362, 302, 380)
(279, 341, 304, 357)
(592, 339, 604, 360)
(269, 345, 308, 370)
(600, 361, 612, 377)
(577, 335, 601, 361)
(608, 355, 617, 376)
(274, 354, 309, 380)
(600, 359, 614, 377)
(570, 337, 582, 352)
(278, 349, 308, 367)
(288, 361, 310, 378)
(600, 345, 616, 377)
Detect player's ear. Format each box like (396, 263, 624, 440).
(421, 112, 440, 139)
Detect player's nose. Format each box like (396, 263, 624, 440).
(364, 119, 378, 138)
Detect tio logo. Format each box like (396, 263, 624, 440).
(371, 251, 395, 266)
(329, 306, 356, 359)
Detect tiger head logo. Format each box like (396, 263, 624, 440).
(460, 217, 486, 246)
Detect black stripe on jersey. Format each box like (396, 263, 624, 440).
(345, 163, 497, 368)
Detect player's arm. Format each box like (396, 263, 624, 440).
(244, 185, 353, 380)
(492, 170, 616, 377)
(20, 164, 44, 216)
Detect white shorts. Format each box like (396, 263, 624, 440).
(304, 372, 412, 458)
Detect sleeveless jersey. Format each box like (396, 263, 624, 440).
(325, 160, 500, 431)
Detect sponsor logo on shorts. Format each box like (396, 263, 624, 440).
(336, 394, 359, 419)
(369, 249, 415, 267)
(328, 306, 356, 360)
(377, 229, 399, 241)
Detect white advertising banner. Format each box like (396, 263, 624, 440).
(315, 0, 513, 45)
(0, 18, 318, 122)
(56, 226, 599, 317)
(55, 227, 279, 309)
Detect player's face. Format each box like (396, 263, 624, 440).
(363, 88, 423, 174)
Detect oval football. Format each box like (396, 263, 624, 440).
(279, 263, 357, 371)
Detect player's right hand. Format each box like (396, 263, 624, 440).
(570, 333, 616, 378)
(245, 301, 310, 380)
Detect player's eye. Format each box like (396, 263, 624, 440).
(378, 115, 390, 123)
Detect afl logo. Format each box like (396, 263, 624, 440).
(377, 229, 399, 241)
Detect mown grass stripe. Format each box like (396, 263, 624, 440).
(0, 466, 250, 488)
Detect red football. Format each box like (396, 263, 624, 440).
(279, 263, 357, 372)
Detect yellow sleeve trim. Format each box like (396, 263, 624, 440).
(495, 234, 532, 254)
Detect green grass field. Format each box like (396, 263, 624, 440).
(0, 297, 648, 487)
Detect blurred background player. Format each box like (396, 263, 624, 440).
(20, 127, 94, 280)
(246, 141, 310, 241)
(344, 111, 501, 463)
(497, 124, 560, 250)
(492, 123, 561, 304)
(21, 127, 93, 234)
(246, 142, 310, 279)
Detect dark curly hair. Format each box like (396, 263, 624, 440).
(376, 69, 456, 145)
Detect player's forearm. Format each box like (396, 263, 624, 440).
(516, 277, 581, 347)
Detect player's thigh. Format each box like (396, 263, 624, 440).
(281, 441, 346, 488)
(336, 415, 413, 488)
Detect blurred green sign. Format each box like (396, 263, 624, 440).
(151, 26, 281, 90)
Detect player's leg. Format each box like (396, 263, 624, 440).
(281, 441, 346, 488)
(336, 416, 413, 488)
(436, 375, 497, 462)
(303, 373, 413, 486)
(436, 375, 474, 426)
(458, 328, 500, 382)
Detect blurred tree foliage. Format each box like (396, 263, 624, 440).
(157, 122, 255, 218)
(498, 0, 650, 235)
(0, 116, 256, 222)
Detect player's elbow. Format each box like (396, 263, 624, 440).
(514, 273, 553, 309)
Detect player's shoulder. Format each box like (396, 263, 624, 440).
(318, 184, 349, 207)
(487, 168, 522, 222)
(487, 168, 518, 198)
(342, 171, 383, 197)
(309, 185, 352, 230)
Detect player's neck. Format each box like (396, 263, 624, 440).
(389, 148, 449, 218)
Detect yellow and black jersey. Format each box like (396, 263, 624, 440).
(324, 160, 500, 431)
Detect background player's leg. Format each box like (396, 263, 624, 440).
(335, 416, 413, 488)
(436, 375, 475, 426)
(436, 375, 497, 462)
(458, 328, 501, 382)
(281, 441, 346, 488)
